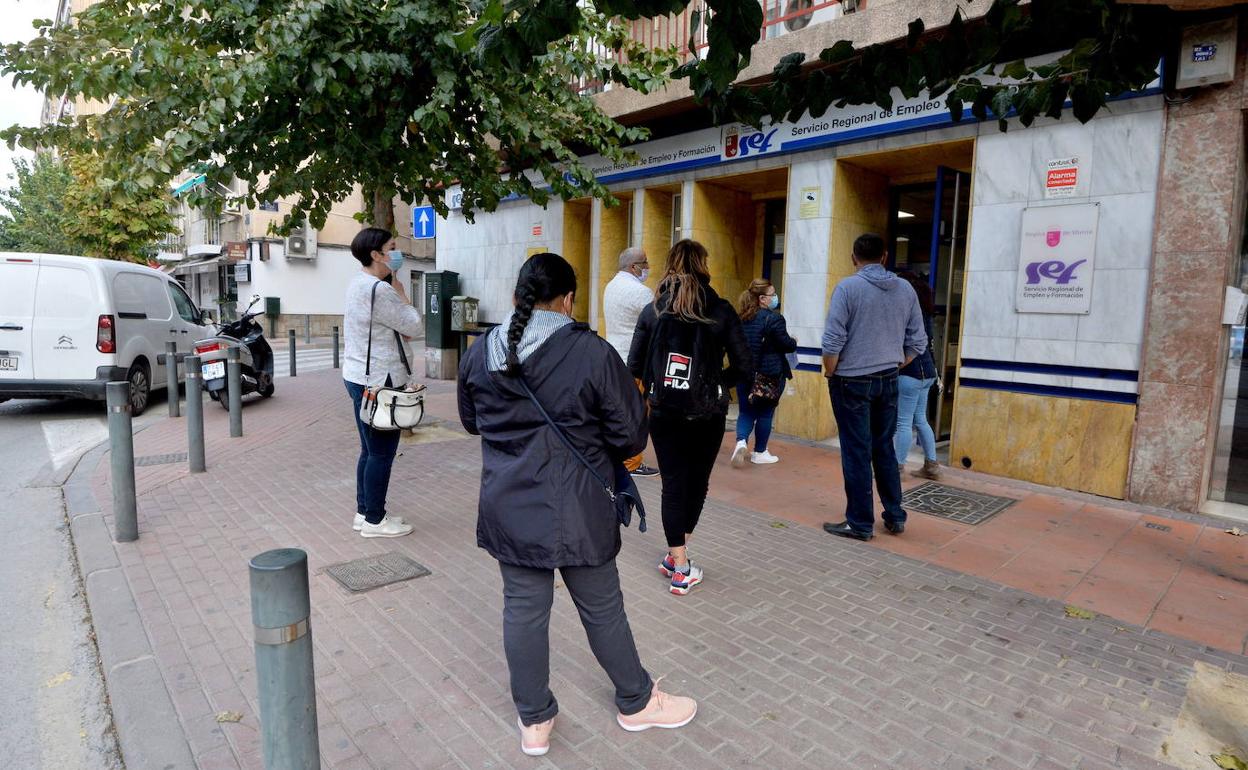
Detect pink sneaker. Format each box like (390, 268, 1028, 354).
(617, 681, 697, 732)
(517, 716, 553, 756)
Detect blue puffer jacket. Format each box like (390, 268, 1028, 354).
(741, 308, 797, 379)
(900, 314, 938, 380)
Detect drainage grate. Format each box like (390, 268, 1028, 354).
(902, 482, 1018, 526)
(324, 552, 431, 593)
(1144, 522, 1172, 532)
(134, 452, 188, 467)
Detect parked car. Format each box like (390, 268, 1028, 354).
(0, 252, 210, 415)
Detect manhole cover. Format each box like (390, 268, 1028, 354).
(902, 482, 1018, 525)
(134, 452, 188, 467)
(324, 552, 431, 593)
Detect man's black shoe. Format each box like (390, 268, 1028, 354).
(884, 520, 905, 535)
(823, 521, 873, 541)
(631, 464, 660, 478)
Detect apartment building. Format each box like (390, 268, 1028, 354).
(437, 0, 1248, 519)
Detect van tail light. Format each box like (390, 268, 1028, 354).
(96, 315, 115, 353)
(194, 341, 223, 355)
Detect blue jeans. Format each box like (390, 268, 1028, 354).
(345, 380, 402, 525)
(735, 384, 778, 452)
(828, 372, 906, 535)
(894, 375, 938, 463)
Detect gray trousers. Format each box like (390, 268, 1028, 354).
(499, 559, 653, 725)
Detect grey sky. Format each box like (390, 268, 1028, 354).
(1, 0, 55, 188)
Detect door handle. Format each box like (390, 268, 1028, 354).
(0, 324, 22, 331)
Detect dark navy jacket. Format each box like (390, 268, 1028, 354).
(741, 308, 797, 380)
(457, 323, 647, 569)
(900, 314, 938, 380)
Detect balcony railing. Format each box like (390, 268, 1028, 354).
(576, 0, 861, 94)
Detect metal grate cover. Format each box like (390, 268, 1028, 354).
(902, 482, 1018, 526)
(325, 552, 431, 593)
(134, 452, 188, 467)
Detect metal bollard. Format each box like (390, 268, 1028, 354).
(227, 347, 243, 438)
(106, 382, 138, 542)
(288, 329, 297, 377)
(304, 314, 311, 345)
(164, 341, 180, 418)
(185, 355, 206, 473)
(332, 326, 339, 370)
(249, 549, 320, 769)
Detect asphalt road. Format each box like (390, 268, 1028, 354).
(0, 393, 165, 769)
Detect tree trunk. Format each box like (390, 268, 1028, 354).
(371, 186, 395, 233)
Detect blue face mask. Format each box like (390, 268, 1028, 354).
(387, 250, 404, 272)
(768, 294, 780, 310)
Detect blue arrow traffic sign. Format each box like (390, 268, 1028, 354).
(412, 206, 436, 240)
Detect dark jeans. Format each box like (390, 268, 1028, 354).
(650, 413, 726, 548)
(499, 560, 653, 725)
(828, 372, 906, 535)
(345, 379, 402, 525)
(735, 384, 778, 452)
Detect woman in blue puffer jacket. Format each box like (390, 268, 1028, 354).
(731, 279, 797, 467)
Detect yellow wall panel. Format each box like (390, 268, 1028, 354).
(562, 200, 592, 322)
(951, 387, 1134, 499)
(773, 370, 836, 440)
(597, 198, 631, 336)
(828, 162, 891, 301)
(641, 189, 673, 293)
(690, 182, 757, 302)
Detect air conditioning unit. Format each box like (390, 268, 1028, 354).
(285, 222, 318, 260)
(765, 0, 843, 38)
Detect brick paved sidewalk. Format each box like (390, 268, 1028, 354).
(86, 370, 1248, 769)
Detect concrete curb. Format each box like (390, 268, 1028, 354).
(63, 440, 197, 770)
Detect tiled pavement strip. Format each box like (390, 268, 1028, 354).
(76, 370, 1248, 769)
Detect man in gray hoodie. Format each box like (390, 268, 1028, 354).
(821, 233, 927, 540)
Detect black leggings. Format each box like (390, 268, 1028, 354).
(649, 413, 726, 548)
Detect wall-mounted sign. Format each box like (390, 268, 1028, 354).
(1016, 203, 1100, 315)
(233, 263, 251, 283)
(526, 246, 546, 257)
(531, 223, 543, 238)
(225, 241, 248, 262)
(258, 201, 279, 212)
(1044, 157, 1079, 199)
(411, 206, 436, 240)
(798, 187, 821, 218)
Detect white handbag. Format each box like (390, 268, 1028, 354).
(358, 280, 425, 431)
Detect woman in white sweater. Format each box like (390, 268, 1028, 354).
(342, 227, 424, 538)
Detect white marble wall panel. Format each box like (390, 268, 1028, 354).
(788, 324, 826, 353)
(972, 131, 1035, 206)
(961, 335, 1016, 361)
(1075, 268, 1150, 344)
(1091, 109, 1164, 197)
(784, 274, 832, 332)
(962, 271, 1019, 339)
(785, 220, 832, 274)
(1015, 337, 1078, 366)
(1017, 313, 1078, 341)
(1094, 192, 1157, 270)
(966, 202, 1026, 271)
(1073, 340, 1140, 371)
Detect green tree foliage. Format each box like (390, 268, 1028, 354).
(0, 0, 1173, 227)
(0, 153, 80, 254)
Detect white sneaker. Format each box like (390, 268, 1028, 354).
(353, 514, 406, 531)
(731, 440, 749, 468)
(360, 517, 413, 538)
(751, 450, 779, 465)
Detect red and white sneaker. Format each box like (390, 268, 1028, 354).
(669, 563, 704, 595)
(659, 553, 677, 578)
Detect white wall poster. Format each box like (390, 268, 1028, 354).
(1016, 203, 1100, 314)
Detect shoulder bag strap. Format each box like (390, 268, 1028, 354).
(517, 376, 615, 501)
(366, 281, 378, 377)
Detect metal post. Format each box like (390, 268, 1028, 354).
(106, 382, 138, 542)
(185, 355, 206, 473)
(227, 347, 243, 438)
(332, 326, 339, 370)
(249, 549, 320, 769)
(164, 342, 180, 418)
(304, 315, 311, 345)
(288, 329, 297, 377)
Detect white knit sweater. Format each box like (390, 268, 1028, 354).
(342, 274, 424, 388)
(602, 271, 654, 361)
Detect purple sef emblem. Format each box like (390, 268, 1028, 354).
(1025, 259, 1086, 285)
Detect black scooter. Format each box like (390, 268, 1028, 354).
(192, 296, 275, 408)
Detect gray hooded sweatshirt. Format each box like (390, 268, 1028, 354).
(821, 263, 927, 378)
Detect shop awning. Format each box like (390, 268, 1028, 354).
(172, 255, 224, 275)
(172, 174, 207, 196)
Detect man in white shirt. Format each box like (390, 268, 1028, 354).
(603, 247, 659, 478)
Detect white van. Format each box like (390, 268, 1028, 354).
(0, 253, 210, 415)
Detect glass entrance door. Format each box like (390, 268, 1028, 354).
(1210, 218, 1248, 503)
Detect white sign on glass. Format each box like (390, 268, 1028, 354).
(1015, 203, 1100, 315)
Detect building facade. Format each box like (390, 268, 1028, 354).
(436, 1, 1248, 519)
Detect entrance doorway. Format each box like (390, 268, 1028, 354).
(890, 168, 972, 440)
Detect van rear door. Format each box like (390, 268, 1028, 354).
(32, 262, 107, 381)
(0, 256, 40, 381)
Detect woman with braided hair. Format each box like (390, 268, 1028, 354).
(457, 252, 698, 758)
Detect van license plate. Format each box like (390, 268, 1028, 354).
(0, 357, 17, 371)
(202, 361, 225, 380)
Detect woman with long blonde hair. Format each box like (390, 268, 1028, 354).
(627, 240, 752, 595)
